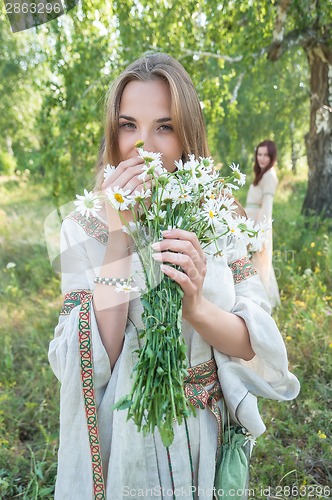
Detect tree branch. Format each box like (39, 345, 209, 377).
(267, 26, 331, 61)
(273, 0, 292, 42)
(230, 72, 245, 103)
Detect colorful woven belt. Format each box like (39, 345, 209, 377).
(184, 358, 223, 456)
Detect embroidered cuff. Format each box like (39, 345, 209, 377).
(228, 257, 257, 285)
(60, 289, 93, 315)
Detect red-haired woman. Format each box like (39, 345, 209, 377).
(245, 140, 280, 307)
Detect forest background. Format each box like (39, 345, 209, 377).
(0, 1, 331, 498)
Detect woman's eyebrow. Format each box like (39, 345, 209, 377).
(119, 115, 172, 123)
(119, 114, 136, 121)
(156, 117, 172, 123)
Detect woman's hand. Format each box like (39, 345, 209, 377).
(102, 156, 152, 227)
(151, 228, 207, 322)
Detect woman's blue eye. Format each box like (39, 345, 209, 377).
(160, 125, 172, 131)
(121, 122, 136, 129)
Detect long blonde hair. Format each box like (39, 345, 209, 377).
(95, 53, 209, 189)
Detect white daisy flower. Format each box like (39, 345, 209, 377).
(175, 186, 193, 204)
(226, 218, 243, 238)
(138, 149, 164, 170)
(248, 219, 270, 252)
(115, 282, 140, 293)
(138, 162, 165, 181)
(160, 183, 181, 204)
(182, 154, 200, 173)
(105, 186, 132, 210)
(174, 158, 184, 170)
(243, 430, 257, 447)
(147, 209, 167, 221)
(131, 188, 152, 202)
(201, 199, 221, 226)
(199, 156, 214, 171)
(218, 195, 237, 212)
(229, 163, 246, 186)
(74, 189, 102, 218)
(224, 179, 241, 193)
(103, 164, 116, 181)
(137, 148, 163, 166)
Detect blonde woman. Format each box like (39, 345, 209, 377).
(49, 54, 299, 499)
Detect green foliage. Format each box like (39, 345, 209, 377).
(0, 151, 17, 175)
(0, 177, 59, 499)
(247, 167, 332, 493)
(0, 12, 42, 175)
(3, 0, 327, 205)
(35, 0, 120, 206)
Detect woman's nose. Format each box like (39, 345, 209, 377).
(138, 132, 154, 152)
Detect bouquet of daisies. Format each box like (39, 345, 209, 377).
(75, 144, 266, 446)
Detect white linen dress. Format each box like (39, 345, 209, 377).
(49, 210, 299, 500)
(245, 168, 280, 307)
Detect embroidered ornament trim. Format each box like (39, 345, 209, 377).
(60, 289, 92, 315)
(184, 358, 223, 459)
(68, 211, 109, 245)
(79, 299, 106, 500)
(229, 256, 257, 285)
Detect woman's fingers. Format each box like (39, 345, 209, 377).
(153, 251, 202, 282)
(160, 264, 197, 295)
(151, 229, 207, 297)
(102, 157, 144, 191)
(152, 230, 206, 275)
(162, 229, 206, 263)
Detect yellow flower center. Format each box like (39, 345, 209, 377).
(114, 193, 124, 203)
(209, 211, 215, 218)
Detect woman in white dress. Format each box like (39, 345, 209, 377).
(49, 55, 299, 499)
(245, 140, 281, 308)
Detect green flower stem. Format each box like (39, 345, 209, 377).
(111, 155, 260, 447)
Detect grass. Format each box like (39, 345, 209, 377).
(0, 174, 60, 499)
(0, 166, 331, 499)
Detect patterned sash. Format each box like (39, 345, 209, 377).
(184, 358, 223, 456)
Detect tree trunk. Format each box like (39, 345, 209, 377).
(302, 44, 332, 217)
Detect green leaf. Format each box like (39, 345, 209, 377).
(112, 396, 132, 411)
(159, 423, 174, 448)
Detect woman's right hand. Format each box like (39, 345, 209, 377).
(101, 156, 152, 227)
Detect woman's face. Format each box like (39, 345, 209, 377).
(256, 146, 271, 169)
(117, 79, 183, 172)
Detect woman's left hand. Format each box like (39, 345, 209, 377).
(151, 228, 207, 322)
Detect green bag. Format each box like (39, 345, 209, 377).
(214, 424, 253, 500)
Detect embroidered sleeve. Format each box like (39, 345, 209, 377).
(228, 257, 257, 285)
(60, 289, 93, 315)
(67, 211, 109, 245)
